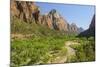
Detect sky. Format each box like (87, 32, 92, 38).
(35, 2, 95, 30)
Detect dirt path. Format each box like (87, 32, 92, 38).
(51, 41, 80, 63)
(65, 41, 80, 62)
(65, 41, 80, 56)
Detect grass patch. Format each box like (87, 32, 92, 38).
(69, 37, 95, 62)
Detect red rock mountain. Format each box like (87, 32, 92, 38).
(39, 9, 69, 32)
(11, 0, 39, 23)
(11, 0, 80, 34)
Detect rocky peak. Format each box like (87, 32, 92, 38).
(71, 23, 76, 26)
(48, 9, 61, 19)
(78, 27, 84, 33)
(39, 9, 69, 32)
(49, 9, 57, 14)
(70, 23, 78, 33)
(71, 23, 77, 29)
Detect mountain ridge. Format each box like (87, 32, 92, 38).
(11, 1, 84, 34)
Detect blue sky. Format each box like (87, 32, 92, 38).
(35, 2, 95, 30)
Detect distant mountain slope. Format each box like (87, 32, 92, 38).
(79, 15, 95, 37)
(11, 0, 81, 34)
(78, 27, 84, 33)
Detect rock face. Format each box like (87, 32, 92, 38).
(78, 27, 84, 33)
(11, 0, 39, 23)
(39, 9, 69, 32)
(70, 23, 78, 33)
(39, 9, 80, 33)
(11, 0, 79, 34)
(79, 15, 95, 37)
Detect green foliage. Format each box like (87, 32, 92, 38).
(11, 35, 68, 66)
(70, 37, 95, 62)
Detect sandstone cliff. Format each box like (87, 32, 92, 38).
(11, 0, 39, 23)
(11, 0, 80, 34)
(39, 9, 69, 32)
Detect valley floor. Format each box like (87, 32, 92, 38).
(11, 33, 95, 67)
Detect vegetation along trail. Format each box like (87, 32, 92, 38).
(52, 41, 80, 63)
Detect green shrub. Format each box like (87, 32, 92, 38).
(70, 38, 95, 62)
